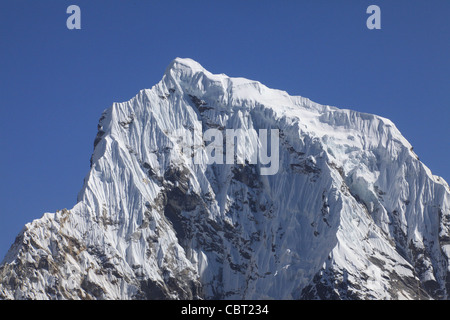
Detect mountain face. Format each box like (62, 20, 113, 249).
(1, 58, 449, 300)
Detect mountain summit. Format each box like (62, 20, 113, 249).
(1, 58, 449, 300)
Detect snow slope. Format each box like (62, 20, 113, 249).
(1, 58, 449, 300)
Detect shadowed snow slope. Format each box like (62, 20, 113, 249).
(1, 58, 449, 300)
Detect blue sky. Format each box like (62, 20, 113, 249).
(0, 0, 449, 258)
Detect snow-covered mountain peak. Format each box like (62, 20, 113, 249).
(1, 58, 449, 300)
(166, 57, 206, 73)
(164, 57, 227, 88)
(163, 57, 292, 110)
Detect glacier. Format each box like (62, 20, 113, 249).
(0, 58, 449, 300)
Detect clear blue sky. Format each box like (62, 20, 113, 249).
(0, 0, 449, 258)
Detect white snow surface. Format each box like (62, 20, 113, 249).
(1, 58, 449, 300)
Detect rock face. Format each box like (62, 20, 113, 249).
(1, 58, 449, 300)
